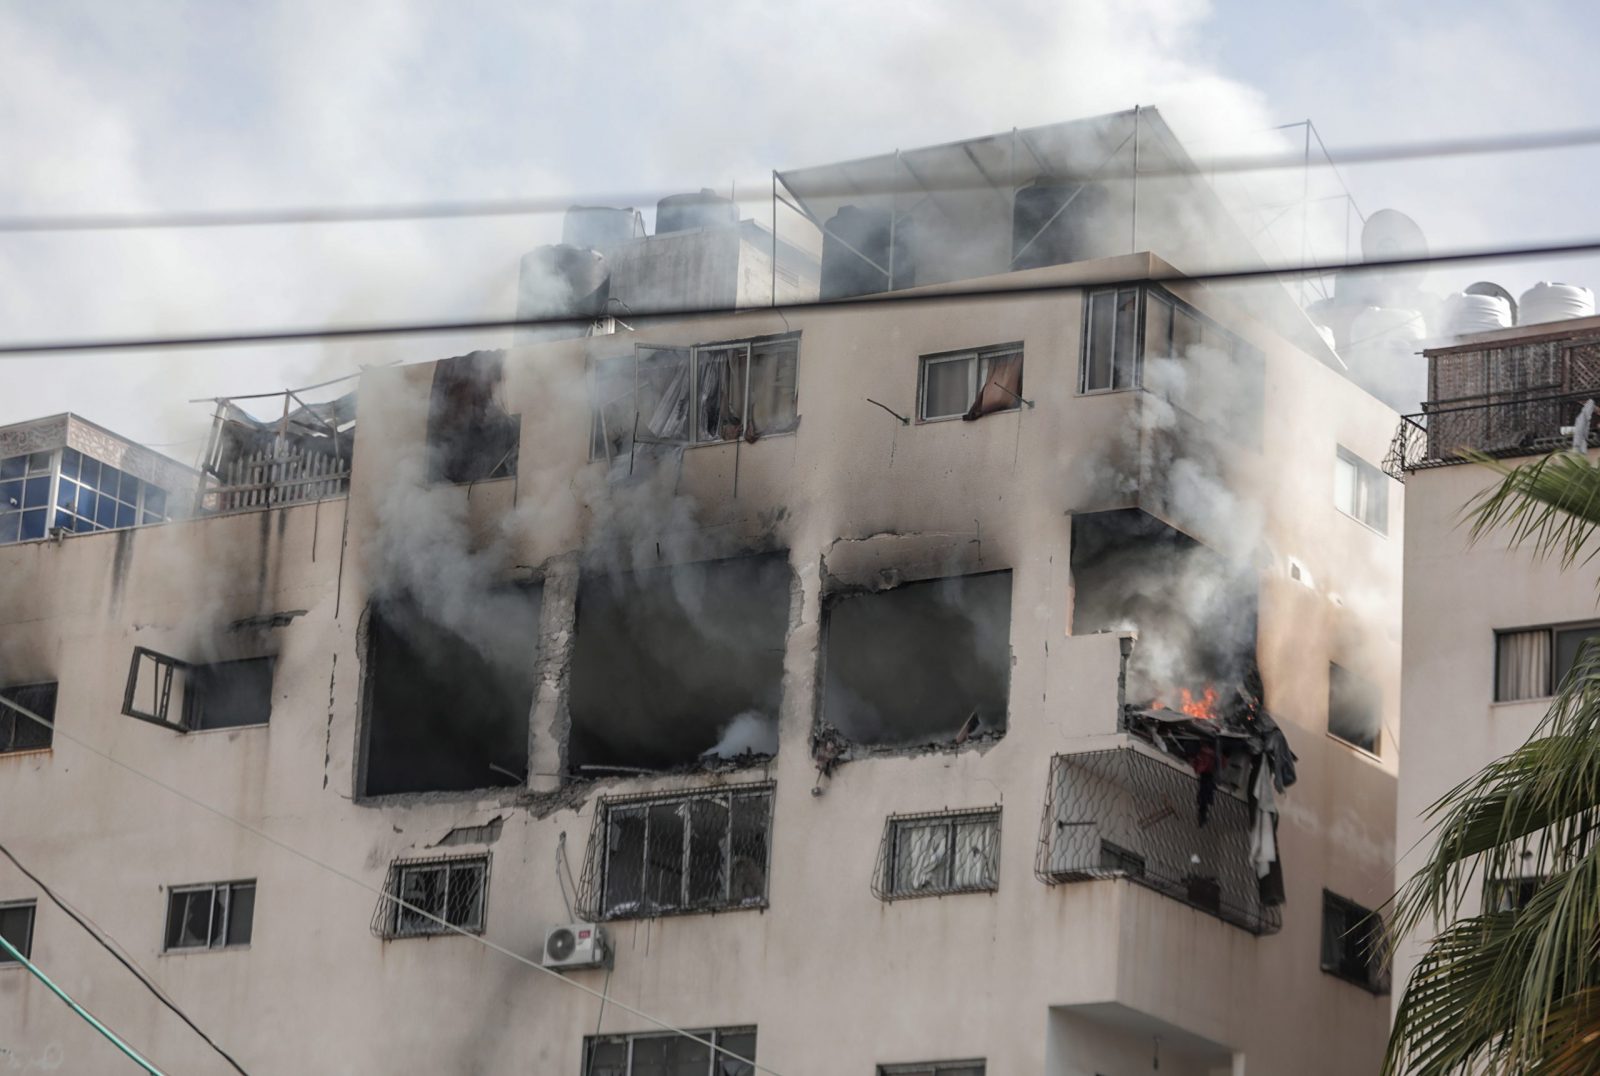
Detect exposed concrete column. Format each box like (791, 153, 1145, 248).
(527, 552, 579, 793)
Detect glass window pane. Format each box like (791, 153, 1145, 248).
(748, 342, 798, 435)
(143, 511, 161, 525)
(56, 478, 76, 510)
(1554, 627, 1600, 689)
(717, 1032, 757, 1076)
(115, 502, 136, 529)
(952, 819, 999, 888)
(76, 486, 96, 518)
(665, 1034, 712, 1076)
(26, 452, 51, 474)
(78, 458, 99, 490)
(923, 357, 974, 419)
(20, 509, 46, 542)
(586, 1040, 628, 1076)
(695, 347, 744, 443)
(101, 466, 124, 497)
(1145, 293, 1174, 358)
(118, 472, 140, 503)
(94, 496, 117, 528)
(225, 883, 255, 946)
(74, 515, 97, 534)
(1173, 308, 1202, 358)
(22, 476, 49, 508)
(144, 486, 167, 518)
(0, 904, 34, 962)
(1361, 467, 1388, 533)
(167, 890, 212, 949)
(1113, 287, 1139, 389)
(53, 510, 73, 532)
(636, 348, 692, 444)
(1084, 291, 1115, 390)
(1333, 456, 1356, 516)
(0, 456, 24, 480)
(893, 821, 951, 893)
(0, 513, 19, 544)
(0, 480, 19, 509)
(60, 447, 80, 480)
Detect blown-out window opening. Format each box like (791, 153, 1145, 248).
(0, 900, 36, 963)
(579, 783, 774, 921)
(0, 682, 56, 753)
(873, 807, 1001, 900)
(122, 648, 274, 732)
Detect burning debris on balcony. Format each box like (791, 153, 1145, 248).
(565, 553, 791, 776)
(360, 585, 542, 796)
(818, 570, 1012, 754)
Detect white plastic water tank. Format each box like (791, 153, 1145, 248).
(1519, 282, 1595, 325)
(1443, 291, 1513, 335)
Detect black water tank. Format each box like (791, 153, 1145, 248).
(1012, 179, 1112, 270)
(655, 189, 738, 234)
(820, 205, 914, 300)
(518, 244, 609, 319)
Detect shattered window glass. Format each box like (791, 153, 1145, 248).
(880, 809, 1000, 899)
(0, 682, 56, 753)
(388, 857, 488, 937)
(164, 881, 254, 951)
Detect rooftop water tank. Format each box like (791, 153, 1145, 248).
(1465, 281, 1518, 323)
(1443, 291, 1513, 336)
(562, 206, 643, 254)
(819, 205, 914, 300)
(655, 189, 738, 234)
(517, 244, 609, 322)
(1519, 282, 1595, 326)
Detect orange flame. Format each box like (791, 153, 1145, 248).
(1150, 685, 1222, 719)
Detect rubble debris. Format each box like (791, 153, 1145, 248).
(566, 553, 790, 775)
(198, 383, 355, 513)
(821, 571, 1011, 747)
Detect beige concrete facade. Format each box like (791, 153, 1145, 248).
(0, 255, 1399, 1074)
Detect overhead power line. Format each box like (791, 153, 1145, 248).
(0, 839, 250, 1075)
(0, 693, 783, 1076)
(2, 125, 1599, 235)
(0, 932, 166, 1074)
(1, 235, 1599, 357)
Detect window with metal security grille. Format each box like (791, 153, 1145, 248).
(580, 784, 773, 921)
(583, 1026, 756, 1076)
(0, 682, 56, 753)
(1334, 446, 1388, 534)
(164, 881, 255, 951)
(878, 1062, 985, 1076)
(1495, 623, 1600, 702)
(918, 345, 1024, 421)
(1321, 890, 1387, 994)
(374, 856, 488, 938)
(1328, 662, 1381, 755)
(874, 808, 1000, 901)
(0, 900, 36, 963)
(122, 649, 274, 732)
(590, 334, 799, 462)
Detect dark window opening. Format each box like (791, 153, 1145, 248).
(122, 650, 273, 732)
(427, 350, 520, 484)
(1098, 840, 1146, 877)
(1321, 890, 1386, 993)
(1, 682, 56, 753)
(822, 571, 1012, 747)
(164, 881, 255, 951)
(376, 855, 488, 937)
(878, 1064, 985, 1076)
(0, 901, 35, 963)
(1071, 509, 1258, 703)
(1485, 874, 1543, 914)
(361, 586, 541, 796)
(584, 1027, 756, 1076)
(567, 554, 790, 775)
(1329, 662, 1380, 754)
(586, 785, 772, 920)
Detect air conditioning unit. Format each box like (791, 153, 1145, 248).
(543, 922, 607, 970)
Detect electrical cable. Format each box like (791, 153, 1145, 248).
(3, 124, 1600, 234)
(0, 839, 250, 1075)
(1, 235, 1599, 358)
(0, 693, 786, 1076)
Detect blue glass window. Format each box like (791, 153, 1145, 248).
(115, 502, 136, 528)
(0, 480, 19, 510)
(60, 447, 80, 480)
(94, 496, 116, 528)
(25, 453, 51, 474)
(22, 477, 49, 508)
(78, 458, 99, 490)
(0, 457, 23, 480)
(0, 513, 18, 543)
(56, 479, 75, 509)
(145, 487, 168, 518)
(20, 510, 46, 541)
(76, 487, 96, 518)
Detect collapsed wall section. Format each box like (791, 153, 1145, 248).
(566, 553, 791, 775)
(821, 571, 1012, 747)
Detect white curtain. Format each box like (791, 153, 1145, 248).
(1497, 630, 1551, 701)
(894, 823, 949, 892)
(952, 820, 998, 888)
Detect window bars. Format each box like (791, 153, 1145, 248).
(1034, 748, 1281, 935)
(578, 783, 774, 921)
(872, 808, 1001, 901)
(583, 1026, 757, 1076)
(371, 855, 489, 938)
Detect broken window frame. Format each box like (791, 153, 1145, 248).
(916, 344, 1024, 422)
(873, 807, 1001, 901)
(163, 880, 255, 952)
(1320, 889, 1388, 994)
(121, 647, 275, 733)
(0, 681, 57, 753)
(589, 333, 800, 462)
(580, 783, 774, 921)
(1328, 661, 1381, 756)
(1334, 445, 1389, 535)
(0, 900, 36, 964)
(372, 854, 490, 939)
(582, 1025, 757, 1076)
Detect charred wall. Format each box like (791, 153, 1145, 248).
(821, 571, 1012, 747)
(566, 553, 792, 774)
(361, 585, 542, 796)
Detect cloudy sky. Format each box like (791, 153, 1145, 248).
(2, 0, 1596, 458)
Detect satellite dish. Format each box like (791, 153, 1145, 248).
(1362, 209, 1428, 264)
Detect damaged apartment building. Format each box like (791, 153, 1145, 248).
(0, 109, 1401, 1075)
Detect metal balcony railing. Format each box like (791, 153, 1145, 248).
(1035, 747, 1280, 935)
(1384, 389, 1600, 479)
